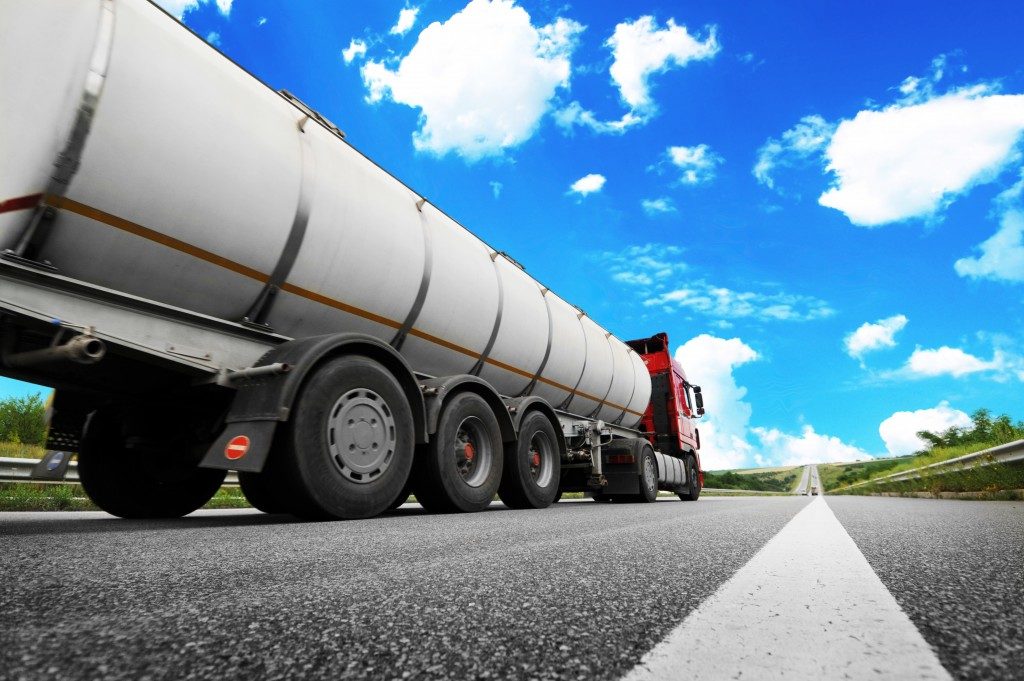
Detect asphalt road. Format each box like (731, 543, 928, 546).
(1, 498, 807, 681)
(829, 497, 1024, 681)
(1, 496, 1021, 680)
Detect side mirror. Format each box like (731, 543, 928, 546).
(693, 386, 705, 415)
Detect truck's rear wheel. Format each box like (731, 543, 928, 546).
(498, 411, 560, 509)
(678, 455, 701, 501)
(78, 409, 226, 519)
(413, 392, 503, 513)
(278, 355, 415, 520)
(637, 444, 658, 503)
(387, 473, 417, 510)
(238, 469, 289, 514)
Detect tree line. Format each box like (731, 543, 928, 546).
(917, 408, 1024, 450)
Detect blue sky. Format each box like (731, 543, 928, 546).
(6, 0, 1024, 469)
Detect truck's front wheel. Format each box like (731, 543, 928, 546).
(78, 409, 226, 519)
(636, 444, 658, 503)
(677, 455, 701, 501)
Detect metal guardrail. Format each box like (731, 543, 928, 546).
(843, 439, 1024, 490)
(0, 456, 240, 485)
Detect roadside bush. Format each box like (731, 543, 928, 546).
(0, 393, 48, 446)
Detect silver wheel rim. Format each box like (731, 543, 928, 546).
(527, 430, 555, 488)
(454, 416, 493, 488)
(643, 454, 657, 492)
(327, 388, 396, 484)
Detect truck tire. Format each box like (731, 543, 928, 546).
(636, 444, 659, 503)
(413, 392, 503, 513)
(277, 355, 415, 520)
(78, 408, 226, 519)
(498, 411, 560, 509)
(238, 470, 289, 514)
(678, 455, 701, 501)
(387, 473, 417, 510)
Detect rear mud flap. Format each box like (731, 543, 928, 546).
(200, 420, 277, 473)
(31, 450, 74, 480)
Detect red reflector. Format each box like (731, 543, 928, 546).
(606, 454, 635, 465)
(225, 435, 251, 460)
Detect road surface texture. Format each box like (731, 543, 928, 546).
(829, 497, 1024, 681)
(2, 496, 1021, 680)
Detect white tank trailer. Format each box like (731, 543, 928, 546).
(0, 0, 704, 520)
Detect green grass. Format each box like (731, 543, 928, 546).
(828, 440, 1024, 497)
(726, 465, 800, 475)
(0, 483, 253, 512)
(703, 468, 799, 492)
(0, 442, 46, 459)
(817, 457, 912, 491)
(831, 463, 1024, 498)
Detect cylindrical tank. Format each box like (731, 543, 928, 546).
(0, 0, 651, 427)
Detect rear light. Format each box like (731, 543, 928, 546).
(606, 453, 635, 465)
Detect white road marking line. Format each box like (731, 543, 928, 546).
(623, 497, 952, 681)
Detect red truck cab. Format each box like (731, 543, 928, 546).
(626, 333, 704, 484)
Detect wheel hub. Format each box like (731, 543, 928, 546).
(528, 432, 554, 487)
(454, 417, 492, 488)
(327, 388, 396, 484)
(643, 456, 657, 490)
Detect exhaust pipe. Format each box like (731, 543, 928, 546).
(5, 335, 107, 368)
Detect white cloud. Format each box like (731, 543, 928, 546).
(819, 87, 1024, 226)
(955, 209, 1024, 283)
(896, 54, 951, 103)
(362, 0, 583, 160)
(641, 197, 676, 216)
(599, 243, 832, 323)
(556, 15, 718, 135)
(390, 6, 421, 35)
(675, 335, 759, 470)
(644, 283, 833, 322)
(256, 17, 267, 27)
(206, 31, 221, 46)
(904, 346, 1002, 378)
(598, 243, 686, 286)
(607, 16, 719, 112)
(553, 103, 644, 135)
(489, 181, 503, 198)
(676, 334, 874, 469)
(156, 0, 231, 20)
(752, 425, 872, 466)
(955, 176, 1024, 283)
(753, 115, 834, 190)
(845, 314, 908, 360)
(568, 173, 606, 196)
(666, 144, 722, 185)
(878, 402, 972, 456)
(756, 56, 1024, 225)
(342, 39, 368, 65)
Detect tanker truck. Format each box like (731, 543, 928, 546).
(0, 0, 705, 520)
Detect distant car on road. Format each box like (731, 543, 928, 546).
(811, 486, 819, 496)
